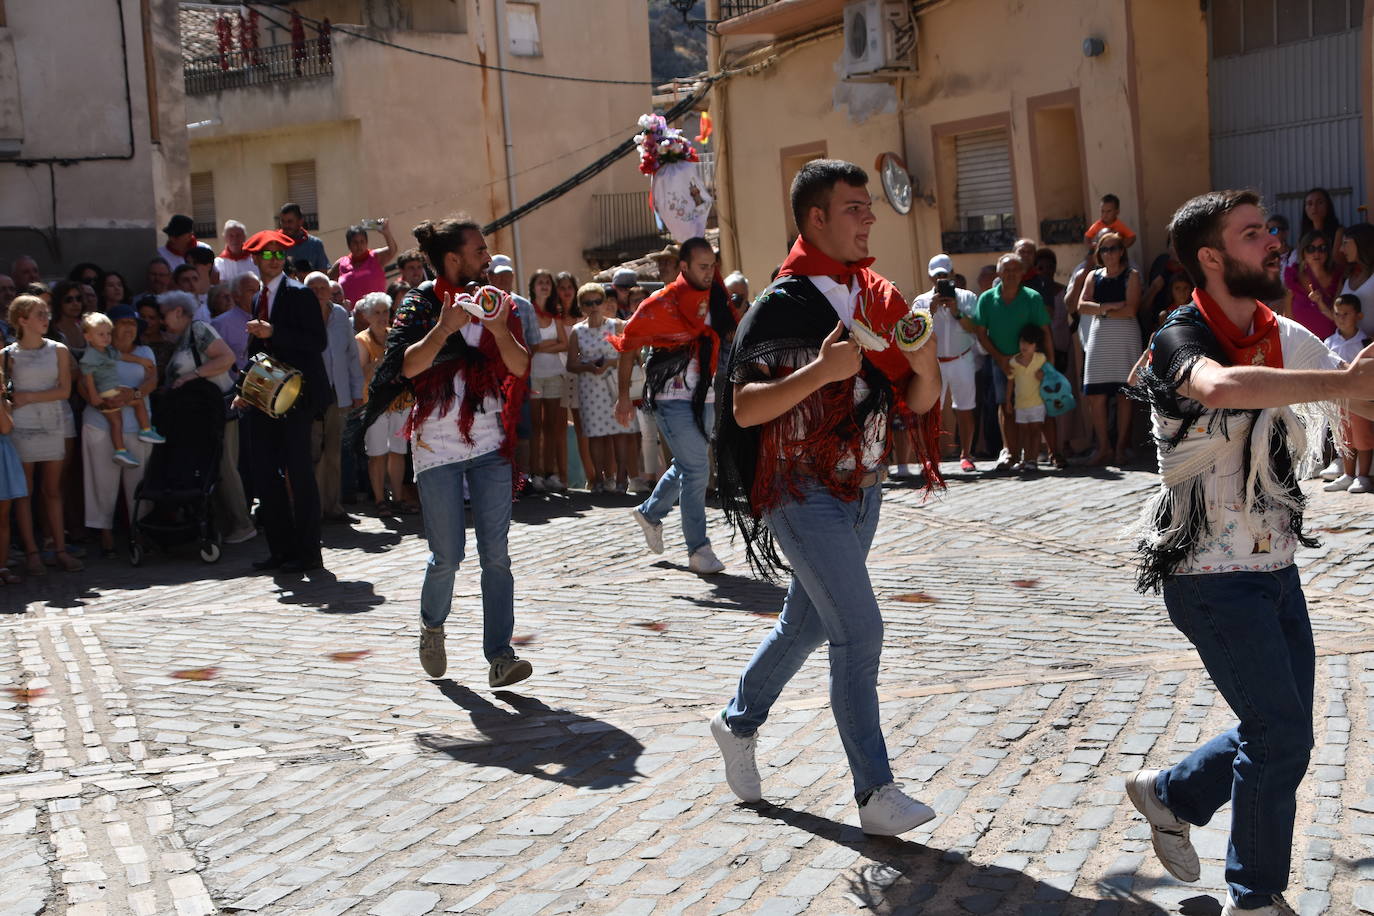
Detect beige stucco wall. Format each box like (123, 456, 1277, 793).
(717, 0, 1210, 291)
(188, 0, 651, 281)
(0, 0, 186, 278)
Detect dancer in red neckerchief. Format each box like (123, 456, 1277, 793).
(612, 237, 736, 574)
(1128, 190, 1374, 916)
(358, 216, 532, 689)
(709, 159, 944, 835)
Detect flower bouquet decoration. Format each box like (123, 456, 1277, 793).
(635, 113, 712, 242)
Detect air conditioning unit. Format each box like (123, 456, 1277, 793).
(841, 0, 917, 80)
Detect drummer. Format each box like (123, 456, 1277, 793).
(237, 229, 331, 573)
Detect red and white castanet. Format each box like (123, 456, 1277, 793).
(455, 285, 507, 321)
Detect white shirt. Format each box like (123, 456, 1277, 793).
(411, 322, 504, 475)
(215, 256, 258, 285)
(656, 313, 714, 403)
(156, 241, 214, 270)
(807, 274, 859, 328)
(1323, 328, 1367, 364)
(260, 271, 286, 315)
(914, 287, 978, 360)
(1175, 318, 1342, 576)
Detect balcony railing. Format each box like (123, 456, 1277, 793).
(1039, 217, 1087, 246)
(193, 221, 218, 239)
(184, 41, 333, 96)
(941, 216, 1018, 254)
(582, 190, 668, 267)
(720, 0, 779, 17)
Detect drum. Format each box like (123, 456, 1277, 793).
(239, 353, 302, 418)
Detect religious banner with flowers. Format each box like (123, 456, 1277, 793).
(635, 113, 712, 242)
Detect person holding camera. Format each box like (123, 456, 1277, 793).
(330, 218, 398, 303)
(914, 254, 979, 472)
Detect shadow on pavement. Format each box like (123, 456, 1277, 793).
(664, 567, 788, 614)
(418, 684, 643, 790)
(272, 567, 386, 614)
(749, 802, 1168, 914)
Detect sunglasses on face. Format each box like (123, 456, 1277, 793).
(581, 297, 605, 306)
(1098, 245, 1123, 254)
(1306, 244, 1329, 254)
(258, 250, 287, 261)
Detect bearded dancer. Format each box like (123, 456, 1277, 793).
(359, 217, 532, 688)
(1125, 190, 1374, 916)
(709, 160, 943, 835)
(612, 237, 737, 574)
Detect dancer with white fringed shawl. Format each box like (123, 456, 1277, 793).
(1124, 190, 1374, 916)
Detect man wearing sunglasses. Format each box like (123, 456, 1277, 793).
(1266, 213, 1296, 271)
(238, 230, 330, 573)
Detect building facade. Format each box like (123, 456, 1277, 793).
(0, 0, 189, 279)
(182, 0, 654, 281)
(710, 0, 1372, 294)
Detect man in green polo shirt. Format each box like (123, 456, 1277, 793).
(972, 253, 1054, 470)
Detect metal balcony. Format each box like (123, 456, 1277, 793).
(184, 41, 333, 96)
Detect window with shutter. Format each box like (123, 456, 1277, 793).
(191, 172, 217, 239)
(955, 128, 1014, 233)
(284, 161, 319, 231)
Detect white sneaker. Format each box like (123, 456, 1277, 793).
(632, 508, 664, 554)
(1323, 474, 1355, 492)
(1125, 769, 1200, 882)
(1319, 457, 1343, 480)
(528, 475, 547, 493)
(709, 712, 762, 802)
(1348, 475, 1373, 493)
(858, 783, 935, 835)
(1221, 894, 1297, 915)
(995, 448, 1014, 470)
(689, 545, 725, 574)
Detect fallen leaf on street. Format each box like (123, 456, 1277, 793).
(327, 650, 371, 662)
(169, 667, 220, 681)
(631, 622, 667, 632)
(894, 592, 938, 604)
(1011, 579, 1040, 588)
(6, 687, 46, 703)
(512, 634, 538, 646)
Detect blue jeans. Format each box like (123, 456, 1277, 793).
(415, 451, 515, 661)
(725, 482, 891, 798)
(1156, 566, 1314, 908)
(638, 399, 714, 555)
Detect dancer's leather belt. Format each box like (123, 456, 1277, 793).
(792, 464, 888, 487)
(938, 348, 972, 363)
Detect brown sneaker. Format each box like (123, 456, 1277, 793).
(488, 652, 532, 688)
(419, 626, 446, 678)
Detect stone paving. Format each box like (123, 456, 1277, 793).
(1, 464, 1373, 915)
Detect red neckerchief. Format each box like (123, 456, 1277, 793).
(609, 273, 720, 372)
(776, 236, 911, 385)
(434, 277, 467, 306)
(1192, 288, 1283, 368)
(219, 247, 250, 261)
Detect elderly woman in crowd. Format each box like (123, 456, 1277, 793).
(355, 291, 414, 515)
(305, 271, 363, 522)
(206, 283, 234, 319)
(80, 304, 157, 557)
(158, 291, 254, 542)
(4, 294, 81, 574)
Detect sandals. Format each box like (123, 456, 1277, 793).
(396, 501, 420, 515)
(25, 553, 46, 576)
(0, 568, 21, 585)
(55, 551, 84, 572)
(374, 498, 393, 516)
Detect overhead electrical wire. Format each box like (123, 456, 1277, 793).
(253, 1, 661, 86)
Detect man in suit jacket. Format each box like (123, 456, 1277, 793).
(238, 229, 330, 572)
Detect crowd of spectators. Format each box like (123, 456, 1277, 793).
(2, 187, 1366, 585)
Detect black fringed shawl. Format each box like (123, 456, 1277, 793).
(355, 281, 527, 489)
(1129, 304, 1318, 593)
(639, 279, 736, 436)
(715, 276, 939, 579)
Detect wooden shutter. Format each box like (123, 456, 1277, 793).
(191, 172, 217, 238)
(285, 160, 318, 229)
(954, 128, 1014, 231)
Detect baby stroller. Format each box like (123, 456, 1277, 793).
(128, 379, 226, 566)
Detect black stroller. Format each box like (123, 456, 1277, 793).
(128, 379, 226, 566)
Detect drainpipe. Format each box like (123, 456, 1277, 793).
(493, 1, 523, 272)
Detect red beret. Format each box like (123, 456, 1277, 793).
(242, 229, 294, 252)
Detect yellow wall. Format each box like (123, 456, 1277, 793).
(717, 0, 1210, 293)
(188, 0, 651, 280)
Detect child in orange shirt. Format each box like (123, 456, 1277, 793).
(1084, 194, 1137, 250)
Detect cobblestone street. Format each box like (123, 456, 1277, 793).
(2, 465, 1372, 916)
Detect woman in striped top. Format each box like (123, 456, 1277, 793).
(1077, 231, 1142, 466)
